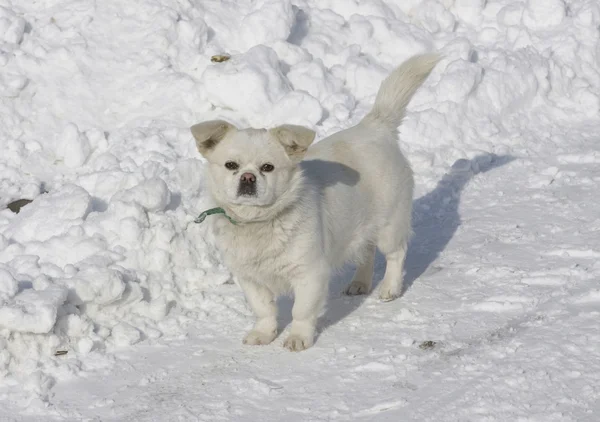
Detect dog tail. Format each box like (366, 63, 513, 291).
(362, 53, 441, 129)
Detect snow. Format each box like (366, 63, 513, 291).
(0, 0, 599, 420)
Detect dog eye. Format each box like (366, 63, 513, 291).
(261, 163, 275, 172)
(225, 161, 239, 170)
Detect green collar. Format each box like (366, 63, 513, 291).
(194, 207, 238, 225)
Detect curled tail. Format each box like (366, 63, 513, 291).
(363, 53, 441, 129)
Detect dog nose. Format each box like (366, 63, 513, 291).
(240, 172, 256, 184)
(238, 172, 257, 197)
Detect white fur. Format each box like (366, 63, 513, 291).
(191, 54, 441, 351)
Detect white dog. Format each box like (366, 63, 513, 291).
(191, 54, 440, 351)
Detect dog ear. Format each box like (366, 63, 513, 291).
(269, 124, 316, 161)
(190, 120, 235, 156)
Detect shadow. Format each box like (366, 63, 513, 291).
(300, 159, 361, 188)
(206, 27, 216, 43)
(165, 192, 182, 211)
(317, 153, 515, 335)
(403, 153, 515, 291)
(287, 7, 309, 46)
(18, 280, 33, 293)
(469, 49, 479, 63)
(277, 296, 294, 333)
(90, 197, 108, 213)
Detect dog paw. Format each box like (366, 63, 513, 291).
(243, 330, 276, 346)
(345, 282, 370, 296)
(283, 334, 313, 352)
(379, 287, 402, 302)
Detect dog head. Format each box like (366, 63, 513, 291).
(191, 120, 315, 220)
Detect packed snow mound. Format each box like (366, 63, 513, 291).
(0, 0, 598, 415)
(202, 45, 323, 127)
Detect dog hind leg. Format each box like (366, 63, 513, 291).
(377, 242, 408, 301)
(345, 243, 376, 295)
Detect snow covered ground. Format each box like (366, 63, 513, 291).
(0, 0, 599, 420)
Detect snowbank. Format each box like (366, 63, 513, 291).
(0, 0, 598, 415)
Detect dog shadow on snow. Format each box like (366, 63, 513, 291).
(278, 153, 515, 338)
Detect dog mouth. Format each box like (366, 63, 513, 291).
(237, 183, 257, 197)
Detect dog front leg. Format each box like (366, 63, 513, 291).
(284, 269, 329, 351)
(239, 279, 278, 346)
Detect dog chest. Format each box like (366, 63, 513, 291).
(213, 221, 305, 289)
